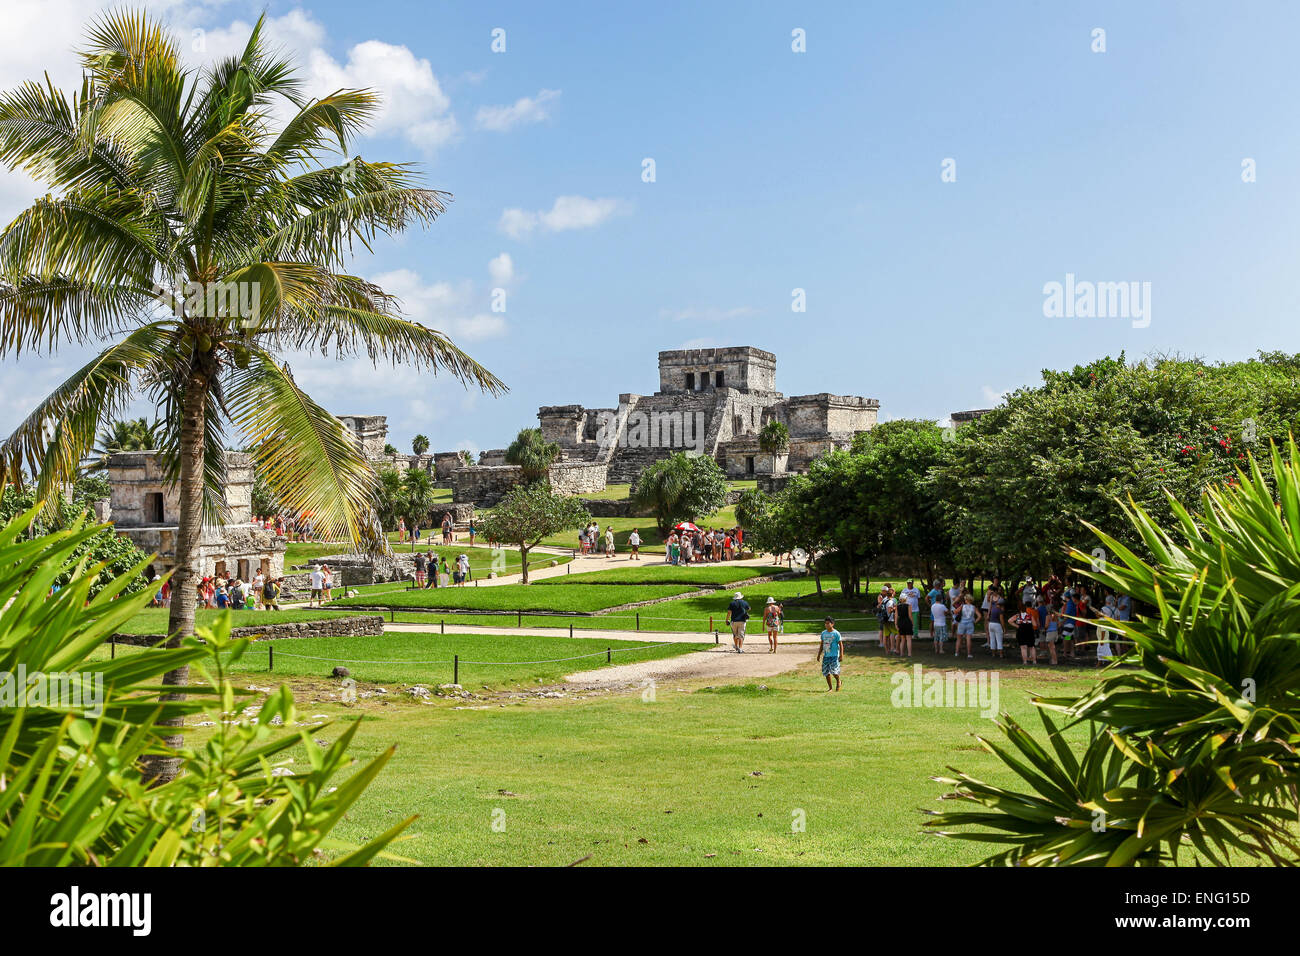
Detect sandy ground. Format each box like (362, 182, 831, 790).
(564, 643, 816, 690)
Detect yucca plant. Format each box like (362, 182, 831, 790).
(0, 11, 504, 779)
(0, 504, 413, 865)
(926, 439, 1300, 865)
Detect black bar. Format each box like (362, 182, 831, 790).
(454, 654, 459, 685)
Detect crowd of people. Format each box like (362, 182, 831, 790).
(411, 550, 473, 588)
(666, 526, 742, 564)
(874, 575, 1131, 665)
(163, 565, 325, 612)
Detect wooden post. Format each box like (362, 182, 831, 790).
(110, 638, 115, 660)
(454, 654, 459, 685)
(607, 647, 611, 664)
(569, 623, 574, 638)
(269, 644, 274, 672)
(709, 614, 713, 632)
(517, 609, 522, 627)
(636, 612, 640, 631)
(441, 619, 445, 634)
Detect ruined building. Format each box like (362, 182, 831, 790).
(107, 451, 286, 581)
(538, 346, 879, 481)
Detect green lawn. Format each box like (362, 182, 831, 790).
(537, 564, 773, 587)
(91, 630, 697, 688)
(191, 646, 1103, 865)
(328, 582, 697, 613)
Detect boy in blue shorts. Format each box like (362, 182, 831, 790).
(817, 616, 842, 691)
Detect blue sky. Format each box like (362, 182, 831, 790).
(2, 0, 1299, 454)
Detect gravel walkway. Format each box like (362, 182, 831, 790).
(564, 643, 816, 690)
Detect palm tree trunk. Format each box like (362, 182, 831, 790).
(144, 370, 208, 784)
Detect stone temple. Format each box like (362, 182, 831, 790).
(538, 346, 879, 482)
(106, 450, 286, 581)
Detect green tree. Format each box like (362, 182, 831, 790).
(632, 452, 728, 535)
(411, 434, 430, 456)
(0, 483, 149, 595)
(505, 427, 560, 483)
(927, 441, 1300, 866)
(758, 420, 790, 472)
(0, 12, 503, 780)
(87, 417, 159, 470)
(478, 482, 589, 584)
(398, 467, 437, 549)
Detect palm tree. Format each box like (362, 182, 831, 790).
(399, 467, 436, 550)
(0, 12, 504, 780)
(757, 420, 790, 473)
(505, 427, 560, 483)
(411, 433, 429, 456)
(87, 416, 160, 470)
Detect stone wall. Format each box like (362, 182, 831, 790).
(111, 614, 384, 646)
(548, 461, 607, 496)
(449, 464, 522, 508)
(657, 346, 778, 396)
(338, 414, 389, 459)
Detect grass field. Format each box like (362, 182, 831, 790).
(182, 644, 1104, 865)
(329, 582, 698, 613)
(536, 564, 772, 587)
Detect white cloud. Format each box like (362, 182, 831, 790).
(475, 88, 559, 132)
(488, 252, 514, 287)
(186, 10, 458, 153)
(980, 384, 1009, 406)
(660, 305, 757, 322)
(371, 267, 506, 343)
(499, 195, 628, 238)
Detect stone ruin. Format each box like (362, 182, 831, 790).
(105, 450, 286, 581)
(336, 346, 878, 512)
(538, 345, 879, 482)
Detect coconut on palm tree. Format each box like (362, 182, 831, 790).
(0, 12, 504, 779)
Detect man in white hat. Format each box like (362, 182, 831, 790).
(725, 591, 751, 653)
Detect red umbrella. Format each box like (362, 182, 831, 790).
(674, 521, 700, 532)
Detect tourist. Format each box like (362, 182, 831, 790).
(723, 532, 734, 561)
(456, 552, 470, 585)
(309, 566, 325, 607)
(628, 528, 641, 560)
(954, 595, 982, 660)
(578, 526, 589, 554)
(1013, 606, 1038, 665)
(230, 578, 247, 610)
(215, 582, 229, 609)
(424, 551, 438, 588)
(725, 591, 750, 653)
(895, 593, 914, 658)
(439, 557, 451, 588)
(322, 564, 333, 602)
(397, 517, 406, 544)
(468, 519, 476, 546)
(413, 551, 426, 588)
(442, 512, 453, 544)
(1038, 601, 1059, 665)
(251, 569, 264, 610)
(1021, 577, 1039, 608)
(763, 596, 783, 653)
(930, 593, 949, 654)
(666, 531, 678, 564)
(264, 577, 282, 611)
(817, 616, 842, 692)
(604, 525, 616, 560)
(877, 585, 896, 654)
(986, 587, 1005, 659)
(1060, 589, 1078, 660)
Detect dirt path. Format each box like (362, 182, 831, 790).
(564, 643, 816, 690)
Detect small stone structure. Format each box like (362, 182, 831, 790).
(448, 461, 605, 508)
(107, 450, 286, 581)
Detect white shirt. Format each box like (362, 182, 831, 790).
(629, 532, 641, 546)
(309, 570, 324, 589)
(902, 587, 920, 612)
(931, 602, 948, 626)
